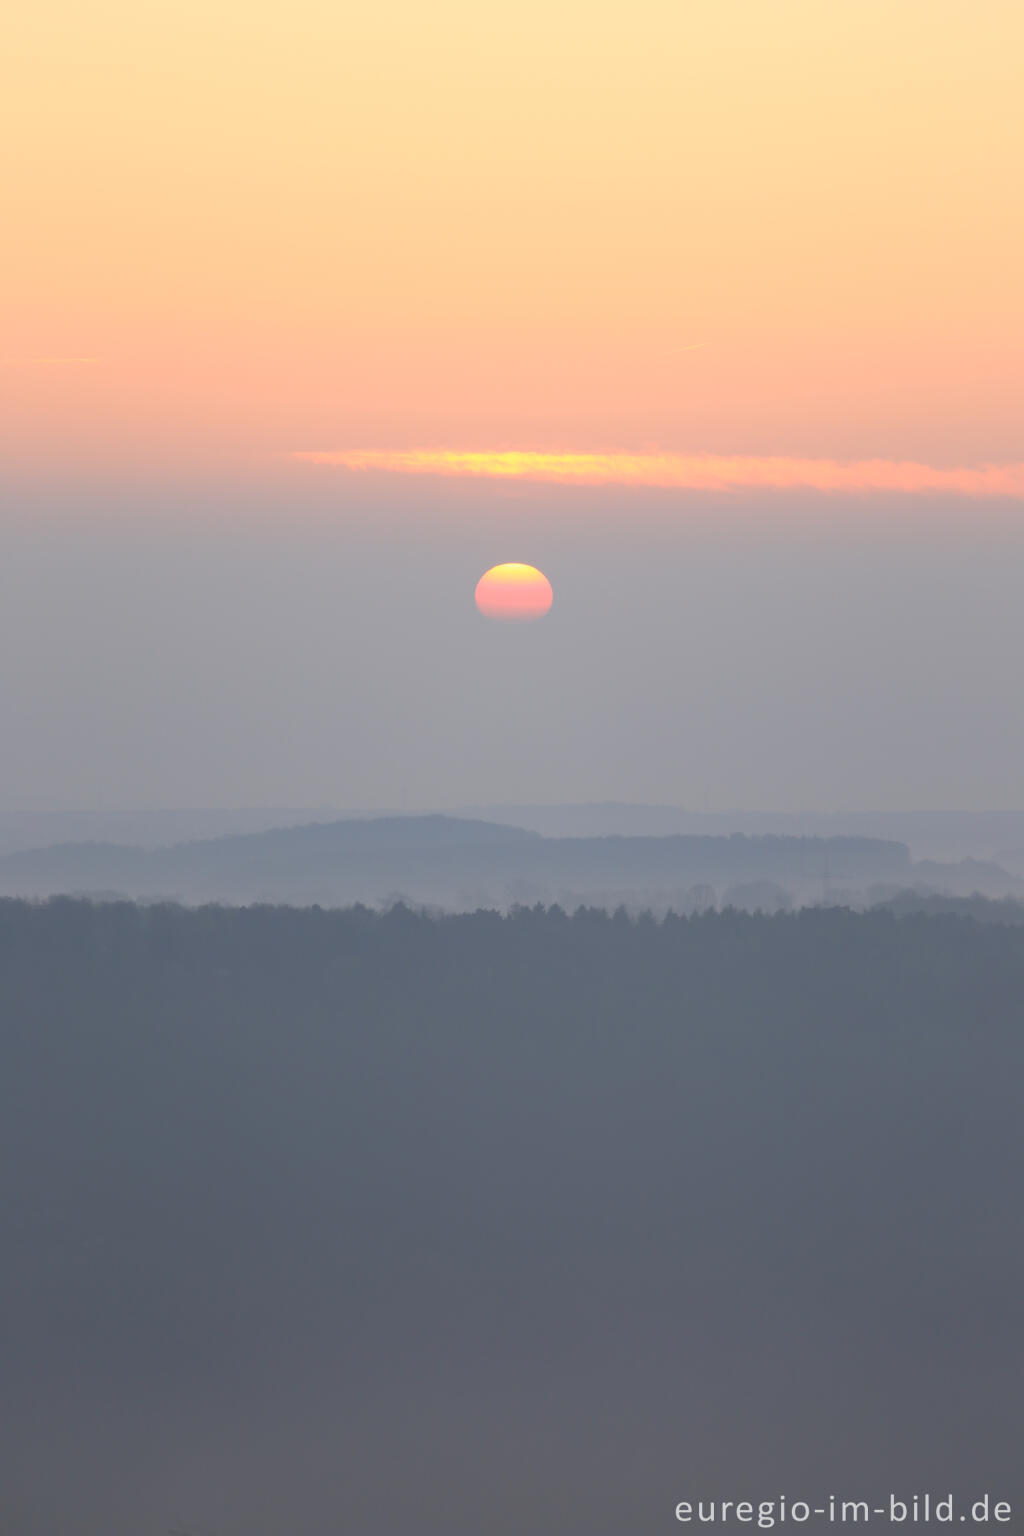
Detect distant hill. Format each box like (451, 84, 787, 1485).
(0, 806, 345, 855)
(6, 802, 1024, 864)
(0, 814, 918, 908)
(460, 802, 1024, 862)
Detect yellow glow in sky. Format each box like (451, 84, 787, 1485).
(298, 450, 1024, 498)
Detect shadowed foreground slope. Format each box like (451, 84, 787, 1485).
(2, 900, 1021, 1534)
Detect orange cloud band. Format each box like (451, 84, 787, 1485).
(296, 449, 1024, 498)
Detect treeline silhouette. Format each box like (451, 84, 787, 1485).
(3, 896, 1022, 1535)
(876, 888, 1024, 923)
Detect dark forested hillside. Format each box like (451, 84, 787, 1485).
(875, 889, 1024, 924)
(3, 898, 1022, 1535)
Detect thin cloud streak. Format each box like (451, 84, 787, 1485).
(0, 356, 100, 365)
(296, 449, 1024, 498)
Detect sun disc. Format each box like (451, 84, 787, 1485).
(475, 562, 553, 622)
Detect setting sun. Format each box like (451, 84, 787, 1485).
(474, 563, 553, 622)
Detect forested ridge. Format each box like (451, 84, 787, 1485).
(6, 890, 1024, 994)
(3, 897, 1022, 1534)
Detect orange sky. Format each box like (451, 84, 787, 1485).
(3, 0, 1022, 480)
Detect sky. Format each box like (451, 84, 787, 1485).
(2, 0, 1023, 812)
